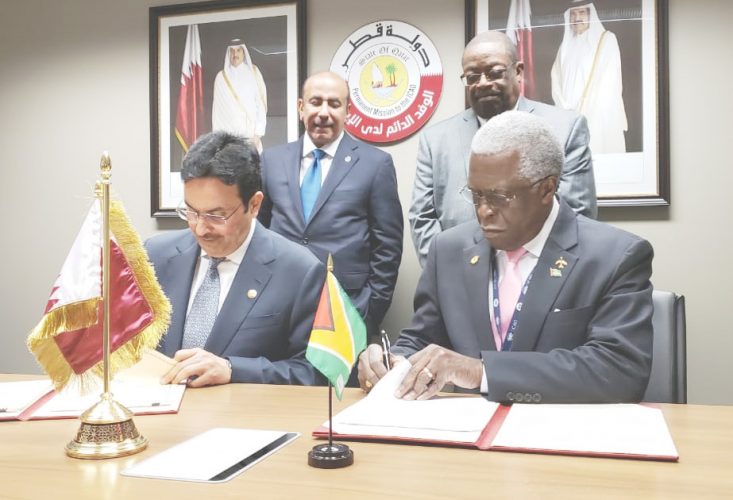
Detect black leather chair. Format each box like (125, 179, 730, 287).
(642, 291, 687, 403)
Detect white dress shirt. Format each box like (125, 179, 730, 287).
(186, 220, 257, 315)
(298, 131, 345, 186)
(480, 198, 560, 392)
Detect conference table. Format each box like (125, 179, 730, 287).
(1, 375, 732, 499)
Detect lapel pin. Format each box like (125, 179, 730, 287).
(554, 257, 568, 269)
(345, 155, 352, 162)
(470, 255, 479, 265)
(550, 268, 562, 278)
(247, 289, 258, 299)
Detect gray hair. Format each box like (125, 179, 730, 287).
(470, 110, 563, 182)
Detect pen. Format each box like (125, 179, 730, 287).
(380, 329, 392, 370)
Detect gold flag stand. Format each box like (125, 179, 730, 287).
(65, 153, 148, 459)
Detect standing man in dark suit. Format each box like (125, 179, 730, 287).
(359, 111, 653, 404)
(146, 131, 325, 387)
(259, 72, 403, 341)
(410, 30, 597, 267)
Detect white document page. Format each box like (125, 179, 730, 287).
(32, 381, 186, 418)
(122, 428, 299, 482)
(0, 380, 54, 419)
(331, 361, 498, 443)
(491, 404, 679, 458)
(30, 350, 185, 418)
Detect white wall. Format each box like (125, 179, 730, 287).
(1, 0, 731, 404)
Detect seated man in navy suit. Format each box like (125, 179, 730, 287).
(258, 71, 403, 341)
(146, 131, 325, 387)
(359, 111, 653, 404)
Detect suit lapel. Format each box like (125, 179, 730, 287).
(511, 203, 579, 351)
(307, 135, 359, 224)
(205, 225, 274, 355)
(463, 228, 495, 351)
(160, 235, 199, 354)
(460, 109, 480, 176)
(516, 95, 535, 114)
(285, 138, 306, 224)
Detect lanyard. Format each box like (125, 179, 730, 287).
(491, 252, 534, 352)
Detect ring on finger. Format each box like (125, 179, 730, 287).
(422, 367, 435, 381)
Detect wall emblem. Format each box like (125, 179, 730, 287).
(330, 20, 443, 143)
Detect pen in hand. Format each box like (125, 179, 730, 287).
(380, 329, 392, 370)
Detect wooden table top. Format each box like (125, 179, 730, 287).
(1, 375, 732, 499)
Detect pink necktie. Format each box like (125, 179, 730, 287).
(498, 247, 527, 343)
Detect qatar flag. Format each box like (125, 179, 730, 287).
(506, 0, 536, 99)
(26, 199, 171, 391)
(175, 24, 204, 152)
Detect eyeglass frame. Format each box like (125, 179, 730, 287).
(459, 62, 516, 87)
(176, 202, 243, 226)
(459, 175, 555, 210)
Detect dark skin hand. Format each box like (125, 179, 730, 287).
(357, 343, 484, 400)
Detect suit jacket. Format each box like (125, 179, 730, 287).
(393, 200, 653, 404)
(145, 224, 325, 385)
(258, 133, 403, 329)
(409, 97, 597, 266)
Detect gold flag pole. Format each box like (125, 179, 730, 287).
(65, 152, 148, 459)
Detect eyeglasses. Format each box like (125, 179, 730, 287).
(459, 176, 553, 209)
(460, 63, 514, 86)
(176, 203, 242, 226)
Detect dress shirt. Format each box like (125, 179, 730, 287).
(480, 198, 560, 392)
(186, 220, 257, 315)
(298, 131, 345, 186)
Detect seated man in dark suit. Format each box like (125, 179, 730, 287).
(359, 111, 653, 404)
(146, 131, 325, 387)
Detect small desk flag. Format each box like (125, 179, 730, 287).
(26, 199, 171, 391)
(306, 271, 366, 399)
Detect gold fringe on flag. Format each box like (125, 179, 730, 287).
(26, 200, 171, 392)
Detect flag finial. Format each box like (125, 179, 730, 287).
(100, 151, 111, 180)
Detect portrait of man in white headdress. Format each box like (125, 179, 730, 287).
(551, 1, 628, 154)
(212, 39, 268, 152)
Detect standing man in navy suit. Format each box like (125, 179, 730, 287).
(259, 72, 403, 341)
(146, 131, 325, 387)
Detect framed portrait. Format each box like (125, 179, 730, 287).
(466, 0, 669, 207)
(149, 0, 305, 217)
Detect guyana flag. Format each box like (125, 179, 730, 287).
(306, 271, 366, 399)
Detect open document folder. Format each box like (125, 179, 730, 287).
(313, 361, 679, 461)
(0, 350, 185, 421)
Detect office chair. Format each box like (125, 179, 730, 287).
(642, 290, 687, 403)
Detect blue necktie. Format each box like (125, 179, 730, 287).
(182, 257, 225, 349)
(301, 148, 325, 222)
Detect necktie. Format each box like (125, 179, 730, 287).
(301, 148, 325, 221)
(182, 257, 225, 349)
(498, 247, 527, 343)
